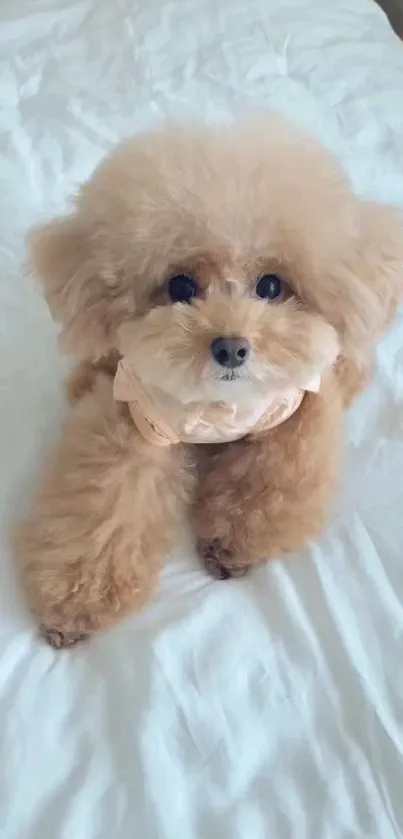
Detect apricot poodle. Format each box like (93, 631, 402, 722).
(17, 117, 403, 647)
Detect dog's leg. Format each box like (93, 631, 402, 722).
(17, 375, 193, 646)
(194, 375, 343, 579)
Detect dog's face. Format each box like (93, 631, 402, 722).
(31, 118, 403, 402)
(116, 256, 339, 404)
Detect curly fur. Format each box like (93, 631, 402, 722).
(17, 117, 403, 645)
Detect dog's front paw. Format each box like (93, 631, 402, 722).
(198, 538, 249, 580)
(39, 624, 88, 649)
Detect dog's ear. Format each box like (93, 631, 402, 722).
(30, 215, 130, 359)
(327, 200, 403, 361)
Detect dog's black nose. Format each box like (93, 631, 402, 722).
(211, 336, 250, 369)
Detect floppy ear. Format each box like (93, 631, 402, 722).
(329, 200, 403, 361)
(30, 215, 130, 359)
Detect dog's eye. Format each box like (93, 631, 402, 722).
(168, 274, 198, 304)
(256, 273, 285, 302)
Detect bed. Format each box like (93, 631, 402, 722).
(1, 0, 403, 836)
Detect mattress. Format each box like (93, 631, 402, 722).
(1, 1, 403, 836)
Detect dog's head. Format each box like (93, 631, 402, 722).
(30, 117, 403, 402)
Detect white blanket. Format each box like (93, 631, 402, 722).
(1, 1, 403, 836)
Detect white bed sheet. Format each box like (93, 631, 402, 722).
(1, 1, 403, 836)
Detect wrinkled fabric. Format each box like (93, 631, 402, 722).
(1, 1, 403, 837)
(113, 357, 312, 446)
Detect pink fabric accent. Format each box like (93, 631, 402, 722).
(114, 358, 316, 446)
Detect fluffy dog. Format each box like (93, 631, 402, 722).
(17, 117, 403, 647)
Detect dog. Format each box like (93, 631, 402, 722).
(17, 116, 403, 647)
